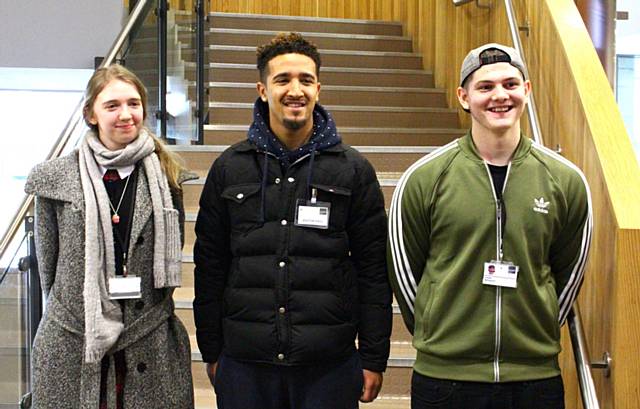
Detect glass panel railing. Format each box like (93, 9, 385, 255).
(166, 7, 197, 142)
(0, 218, 36, 408)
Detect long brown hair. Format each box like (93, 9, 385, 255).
(82, 64, 186, 190)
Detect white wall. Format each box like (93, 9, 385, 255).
(0, 0, 124, 69)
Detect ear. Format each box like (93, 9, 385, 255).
(256, 82, 267, 102)
(316, 82, 321, 102)
(523, 80, 532, 99)
(456, 86, 470, 111)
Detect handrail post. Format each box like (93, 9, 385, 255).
(503, 0, 543, 145)
(195, 0, 206, 144)
(158, 0, 168, 138)
(23, 216, 41, 354)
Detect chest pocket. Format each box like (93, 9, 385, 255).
(310, 183, 352, 231)
(221, 183, 262, 229)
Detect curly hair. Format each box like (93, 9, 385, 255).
(256, 32, 321, 82)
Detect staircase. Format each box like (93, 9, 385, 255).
(168, 12, 466, 408)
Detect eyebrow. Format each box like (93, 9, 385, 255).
(271, 72, 317, 81)
(475, 77, 522, 85)
(102, 98, 142, 106)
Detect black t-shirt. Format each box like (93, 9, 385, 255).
(488, 164, 508, 198)
(103, 167, 138, 276)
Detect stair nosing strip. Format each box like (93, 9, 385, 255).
(210, 27, 410, 41)
(207, 102, 455, 113)
(204, 124, 465, 134)
(203, 62, 432, 75)
(190, 350, 415, 366)
(208, 44, 421, 58)
(207, 82, 444, 94)
(209, 12, 403, 27)
(183, 177, 400, 187)
(170, 144, 437, 153)
(176, 290, 404, 316)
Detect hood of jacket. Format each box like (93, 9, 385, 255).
(247, 98, 341, 166)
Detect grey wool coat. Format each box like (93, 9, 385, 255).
(24, 150, 195, 409)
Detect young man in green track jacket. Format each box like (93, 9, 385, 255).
(388, 43, 593, 409)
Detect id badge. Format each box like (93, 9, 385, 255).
(108, 276, 142, 299)
(294, 188, 331, 229)
(482, 260, 519, 288)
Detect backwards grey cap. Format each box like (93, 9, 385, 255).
(459, 43, 527, 86)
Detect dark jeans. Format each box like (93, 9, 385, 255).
(411, 371, 564, 409)
(214, 352, 364, 409)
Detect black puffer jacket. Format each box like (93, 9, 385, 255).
(193, 101, 391, 372)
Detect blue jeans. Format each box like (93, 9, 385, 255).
(411, 372, 564, 409)
(214, 352, 364, 409)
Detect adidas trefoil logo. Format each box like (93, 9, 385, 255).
(533, 197, 550, 214)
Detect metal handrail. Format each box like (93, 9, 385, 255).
(503, 0, 543, 145)
(0, 0, 154, 266)
(568, 306, 601, 408)
(453, 0, 601, 407)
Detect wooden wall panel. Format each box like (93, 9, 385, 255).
(194, 1, 640, 407)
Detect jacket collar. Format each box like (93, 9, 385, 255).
(24, 150, 84, 205)
(458, 130, 532, 164)
(233, 139, 346, 154)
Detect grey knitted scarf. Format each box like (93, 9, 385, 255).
(78, 129, 181, 363)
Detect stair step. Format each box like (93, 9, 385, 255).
(174, 265, 412, 344)
(206, 102, 456, 128)
(181, 45, 423, 70)
(208, 12, 404, 37)
(201, 82, 446, 107)
(191, 360, 411, 397)
(170, 145, 433, 178)
(181, 174, 400, 214)
(184, 63, 434, 88)
(134, 64, 435, 89)
(194, 28, 413, 53)
(203, 125, 463, 146)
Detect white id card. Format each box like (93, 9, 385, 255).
(482, 260, 519, 288)
(295, 199, 331, 229)
(108, 276, 142, 299)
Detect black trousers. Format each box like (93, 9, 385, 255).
(214, 352, 364, 409)
(411, 371, 564, 409)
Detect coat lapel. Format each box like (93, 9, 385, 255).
(128, 168, 152, 254)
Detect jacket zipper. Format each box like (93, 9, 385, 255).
(483, 161, 511, 383)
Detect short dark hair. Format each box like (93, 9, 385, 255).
(256, 32, 321, 82)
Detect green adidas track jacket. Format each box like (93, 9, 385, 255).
(388, 132, 592, 382)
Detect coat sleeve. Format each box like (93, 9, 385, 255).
(33, 196, 59, 298)
(193, 158, 230, 363)
(387, 169, 431, 335)
(347, 157, 392, 373)
(550, 170, 593, 325)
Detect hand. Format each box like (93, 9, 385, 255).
(360, 369, 383, 403)
(205, 362, 218, 387)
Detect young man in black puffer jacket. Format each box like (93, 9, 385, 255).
(193, 32, 392, 409)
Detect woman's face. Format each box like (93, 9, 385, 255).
(89, 79, 144, 150)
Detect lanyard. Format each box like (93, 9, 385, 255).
(110, 167, 138, 276)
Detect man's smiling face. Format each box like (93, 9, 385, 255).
(457, 62, 531, 135)
(257, 53, 321, 139)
